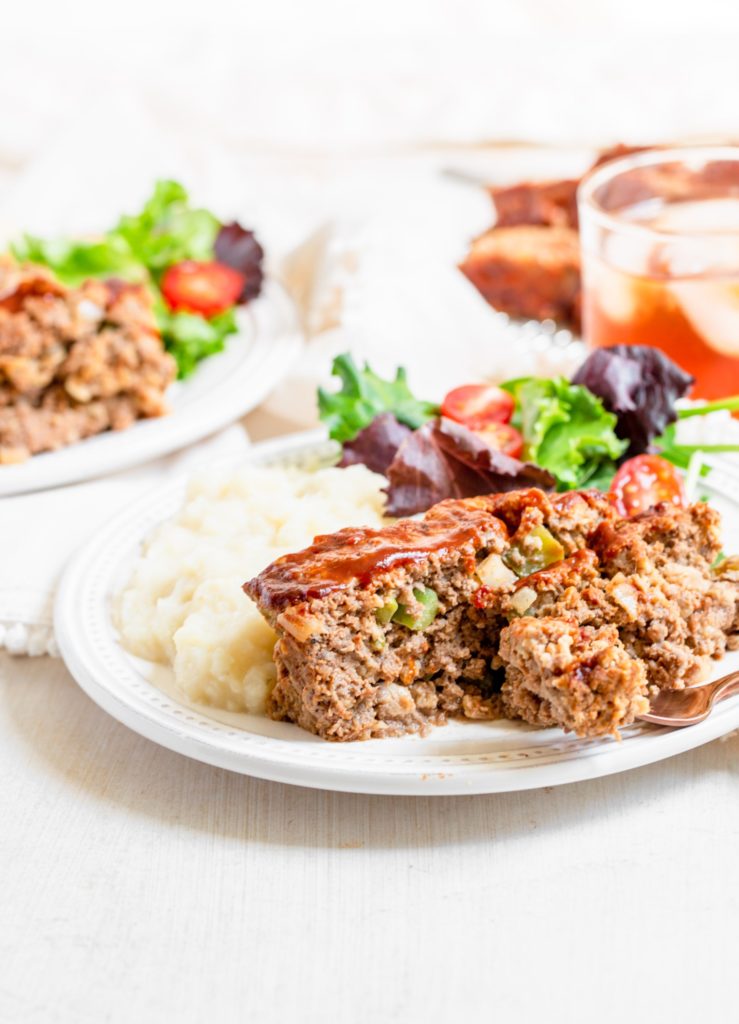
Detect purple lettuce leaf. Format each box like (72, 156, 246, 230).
(571, 345, 694, 456)
(338, 412, 413, 475)
(214, 222, 264, 302)
(384, 417, 555, 517)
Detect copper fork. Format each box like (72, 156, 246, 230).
(639, 670, 739, 727)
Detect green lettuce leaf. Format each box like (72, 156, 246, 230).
(155, 303, 238, 379)
(11, 233, 144, 287)
(11, 181, 218, 285)
(318, 354, 439, 442)
(502, 376, 627, 490)
(113, 179, 220, 272)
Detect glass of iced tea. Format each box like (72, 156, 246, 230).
(578, 146, 739, 399)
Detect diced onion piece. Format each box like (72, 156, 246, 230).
(477, 553, 518, 591)
(77, 299, 104, 322)
(510, 586, 537, 615)
(610, 582, 639, 620)
(276, 609, 325, 642)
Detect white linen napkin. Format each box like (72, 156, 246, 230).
(0, 427, 250, 657)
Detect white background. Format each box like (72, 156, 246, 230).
(5, 1, 739, 165)
(3, 4, 739, 1022)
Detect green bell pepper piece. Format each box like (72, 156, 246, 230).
(392, 587, 439, 630)
(504, 525, 565, 577)
(375, 598, 399, 624)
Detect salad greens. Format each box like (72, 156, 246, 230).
(383, 418, 555, 517)
(317, 346, 739, 516)
(318, 354, 439, 442)
(571, 345, 694, 456)
(339, 412, 414, 474)
(113, 180, 220, 270)
(502, 376, 627, 490)
(154, 302, 238, 380)
(12, 233, 143, 285)
(10, 180, 250, 378)
(12, 181, 221, 286)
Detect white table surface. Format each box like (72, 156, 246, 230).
(3, 645, 738, 1023)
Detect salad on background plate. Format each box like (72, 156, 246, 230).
(12, 179, 265, 377)
(0, 181, 303, 495)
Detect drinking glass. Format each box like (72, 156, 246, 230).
(578, 146, 739, 399)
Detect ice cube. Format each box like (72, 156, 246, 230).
(653, 198, 739, 234)
(671, 280, 739, 357)
(586, 258, 639, 323)
(604, 231, 650, 275)
(653, 199, 739, 276)
(664, 236, 739, 276)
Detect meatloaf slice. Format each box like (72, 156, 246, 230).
(244, 489, 617, 741)
(589, 503, 738, 688)
(0, 387, 146, 464)
(458, 225, 581, 327)
(245, 499, 510, 740)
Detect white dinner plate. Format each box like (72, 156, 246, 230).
(55, 432, 739, 796)
(0, 280, 302, 496)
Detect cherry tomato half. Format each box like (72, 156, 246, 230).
(161, 260, 245, 318)
(441, 384, 514, 429)
(474, 422, 524, 459)
(609, 454, 686, 517)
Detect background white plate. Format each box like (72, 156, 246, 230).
(0, 280, 302, 496)
(55, 433, 739, 796)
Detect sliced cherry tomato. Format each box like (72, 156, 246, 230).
(441, 384, 514, 429)
(609, 454, 686, 517)
(161, 261, 245, 317)
(474, 422, 524, 459)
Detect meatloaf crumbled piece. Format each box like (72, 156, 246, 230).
(245, 488, 739, 743)
(458, 225, 581, 327)
(0, 258, 176, 462)
(478, 501, 737, 692)
(588, 504, 738, 688)
(498, 618, 648, 734)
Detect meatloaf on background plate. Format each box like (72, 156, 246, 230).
(245, 489, 739, 742)
(0, 258, 176, 463)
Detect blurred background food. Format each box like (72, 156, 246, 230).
(5, 1, 739, 430)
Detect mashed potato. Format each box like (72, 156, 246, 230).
(115, 463, 387, 713)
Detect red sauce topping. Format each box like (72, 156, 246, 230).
(0, 274, 65, 313)
(244, 501, 509, 611)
